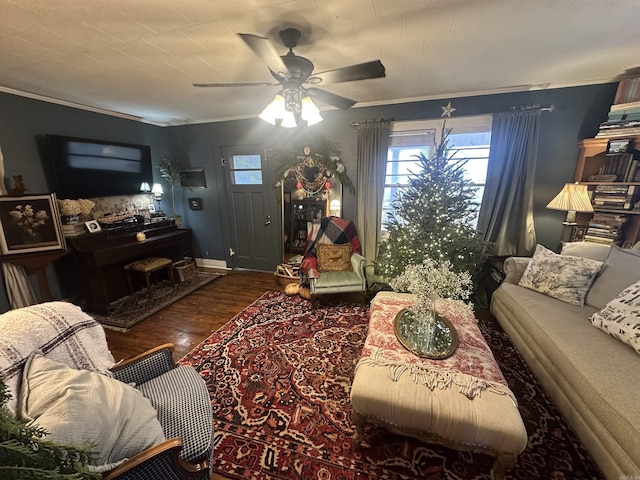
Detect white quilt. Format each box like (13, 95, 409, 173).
(0, 301, 115, 414)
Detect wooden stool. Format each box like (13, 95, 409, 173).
(124, 257, 173, 295)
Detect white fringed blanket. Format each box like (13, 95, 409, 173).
(0, 301, 115, 414)
(358, 292, 516, 403)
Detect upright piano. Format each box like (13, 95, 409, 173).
(64, 222, 192, 314)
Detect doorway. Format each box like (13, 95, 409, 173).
(221, 145, 281, 271)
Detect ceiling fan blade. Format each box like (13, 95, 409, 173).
(312, 60, 385, 85)
(193, 82, 276, 88)
(238, 33, 289, 77)
(306, 87, 356, 109)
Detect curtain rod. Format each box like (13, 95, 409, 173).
(509, 104, 555, 112)
(350, 118, 394, 127)
(350, 105, 555, 127)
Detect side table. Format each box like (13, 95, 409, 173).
(1, 250, 67, 302)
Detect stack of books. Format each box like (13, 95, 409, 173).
(62, 223, 86, 238)
(584, 212, 628, 245)
(591, 185, 639, 211)
(613, 77, 640, 105)
(596, 77, 640, 138)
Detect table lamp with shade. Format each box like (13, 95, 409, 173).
(151, 183, 164, 212)
(546, 182, 594, 242)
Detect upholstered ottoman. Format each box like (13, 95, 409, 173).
(351, 292, 527, 480)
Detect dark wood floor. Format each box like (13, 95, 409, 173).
(105, 269, 280, 362)
(104, 270, 495, 480)
(105, 269, 281, 480)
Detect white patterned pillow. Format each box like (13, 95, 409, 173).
(518, 244, 603, 306)
(590, 280, 640, 354)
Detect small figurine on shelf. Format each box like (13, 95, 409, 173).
(8, 175, 27, 196)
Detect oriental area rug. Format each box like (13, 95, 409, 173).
(180, 291, 604, 479)
(93, 272, 222, 330)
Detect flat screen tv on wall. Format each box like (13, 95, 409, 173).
(46, 134, 153, 199)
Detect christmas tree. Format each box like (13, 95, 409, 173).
(375, 126, 489, 281)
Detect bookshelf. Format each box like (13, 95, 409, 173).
(574, 136, 640, 248)
(289, 198, 327, 253)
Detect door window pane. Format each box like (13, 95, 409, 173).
(231, 154, 263, 185)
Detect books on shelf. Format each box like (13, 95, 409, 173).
(597, 80, 640, 136)
(591, 184, 639, 211)
(591, 212, 628, 224)
(614, 78, 640, 105)
(584, 235, 617, 245)
(594, 156, 639, 182)
(610, 100, 640, 112)
(596, 128, 640, 138)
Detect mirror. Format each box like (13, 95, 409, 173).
(273, 141, 352, 263)
(282, 175, 342, 261)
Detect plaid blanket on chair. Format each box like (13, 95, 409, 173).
(0, 301, 115, 414)
(300, 217, 361, 282)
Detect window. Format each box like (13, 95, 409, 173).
(382, 116, 492, 232)
(230, 154, 263, 185)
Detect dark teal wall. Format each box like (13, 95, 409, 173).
(169, 83, 617, 263)
(0, 92, 168, 311)
(0, 83, 617, 310)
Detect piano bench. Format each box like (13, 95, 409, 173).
(124, 257, 174, 295)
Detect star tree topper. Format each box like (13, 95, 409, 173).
(441, 101, 456, 117)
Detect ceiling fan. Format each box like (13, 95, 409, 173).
(193, 28, 385, 124)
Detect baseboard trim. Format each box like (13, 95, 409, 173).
(195, 258, 229, 270)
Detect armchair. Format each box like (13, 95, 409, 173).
(0, 301, 213, 480)
(300, 217, 368, 302)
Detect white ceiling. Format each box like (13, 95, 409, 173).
(1, 0, 639, 126)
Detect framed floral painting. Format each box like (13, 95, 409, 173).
(0, 194, 66, 255)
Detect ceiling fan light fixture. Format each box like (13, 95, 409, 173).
(283, 86, 302, 112)
(301, 96, 323, 126)
(259, 93, 286, 125)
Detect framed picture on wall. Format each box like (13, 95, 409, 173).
(0, 194, 66, 255)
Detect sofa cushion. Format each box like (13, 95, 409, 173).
(317, 243, 352, 271)
(590, 280, 640, 355)
(518, 244, 603, 306)
(19, 353, 165, 466)
(561, 241, 611, 262)
(586, 246, 640, 310)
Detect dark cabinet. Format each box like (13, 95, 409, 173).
(289, 199, 327, 253)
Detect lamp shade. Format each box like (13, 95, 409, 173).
(301, 96, 323, 126)
(151, 183, 164, 196)
(139, 182, 151, 192)
(546, 183, 594, 213)
(280, 110, 297, 129)
(259, 94, 286, 125)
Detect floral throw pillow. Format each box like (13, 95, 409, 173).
(590, 280, 640, 355)
(317, 243, 352, 271)
(518, 244, 603, 306)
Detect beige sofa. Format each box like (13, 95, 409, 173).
(490, 242, 640, 480)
